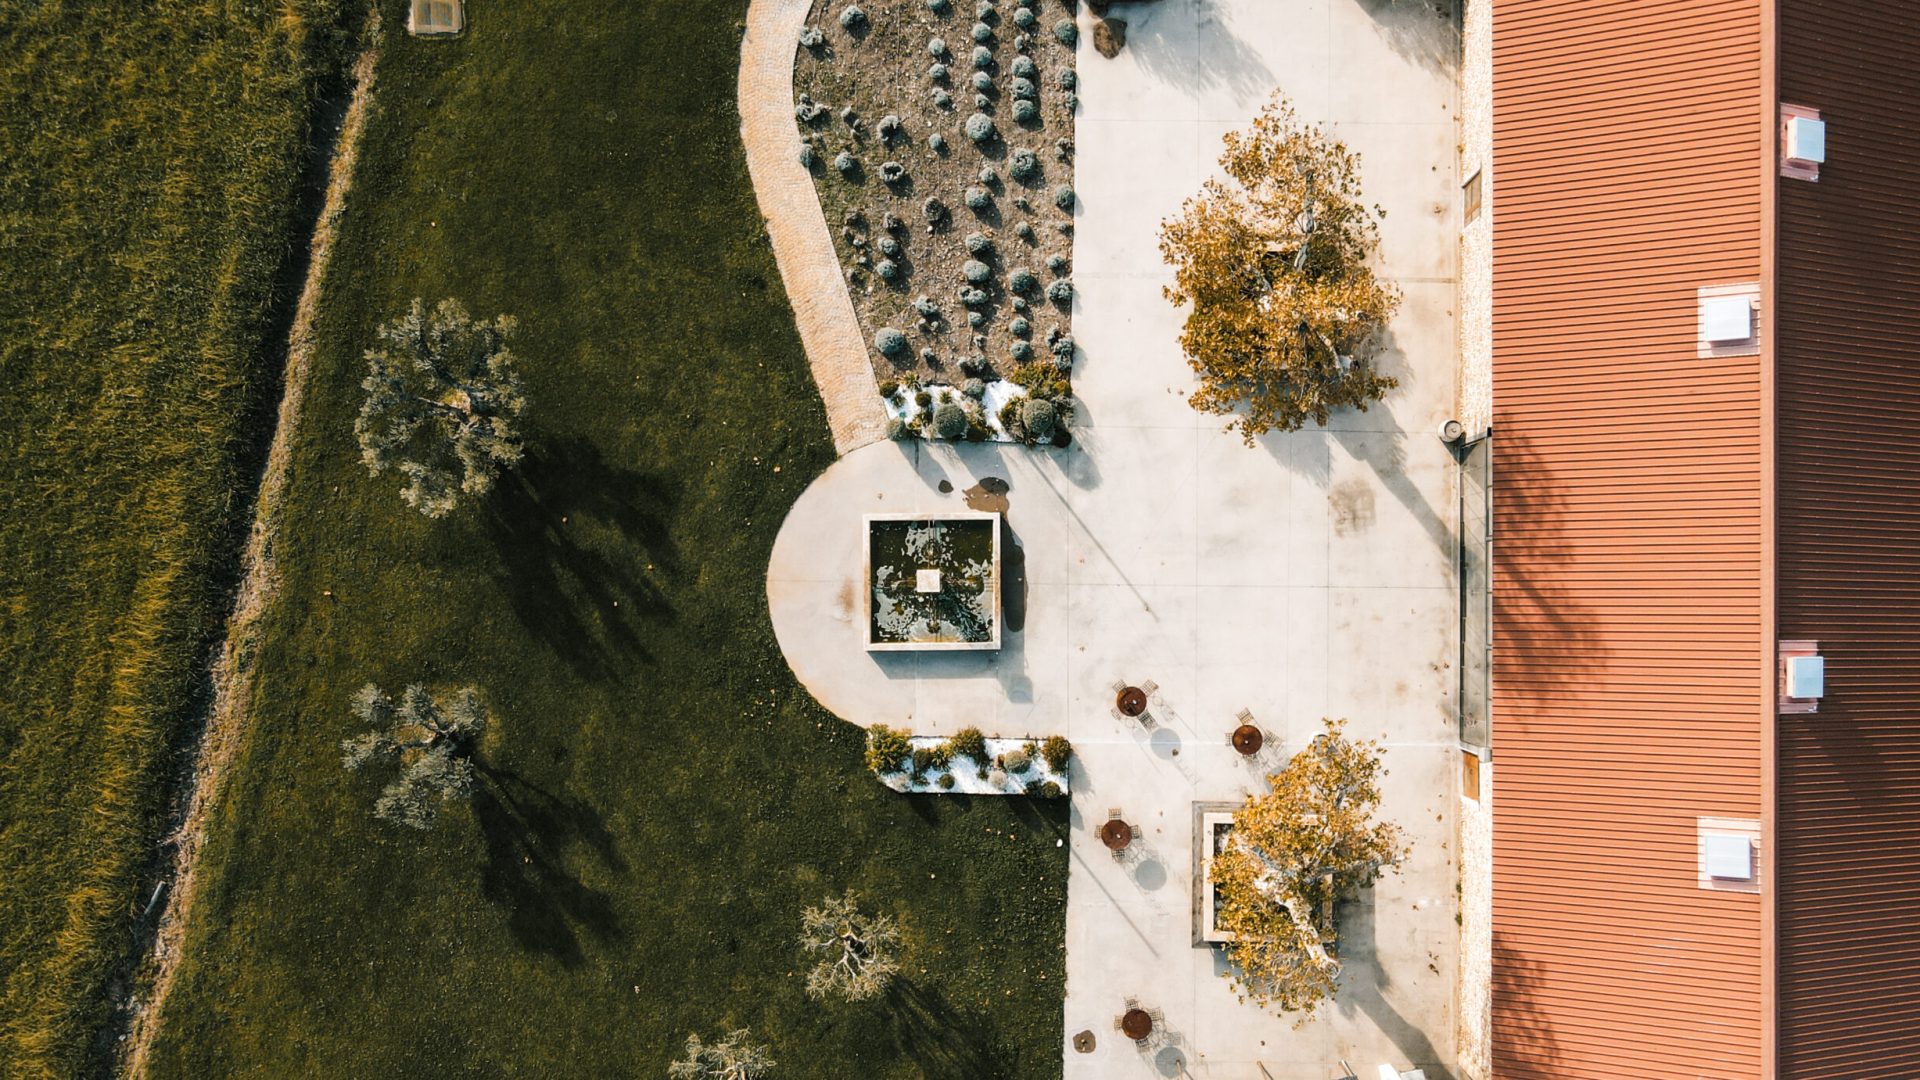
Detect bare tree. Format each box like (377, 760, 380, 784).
(667, 1029, 774, 1080)
(339, 683, 491, 830)
(799, 890, 902, 1002)
(355, 297, 527, 517)
(1210, 718, 1405, 1019)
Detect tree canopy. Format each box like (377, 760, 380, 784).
(668, 1029, 775, 1080)
(1160, 94, 1400, 443)
(799, 891, 902, 1002)
(339, 683, 491, 830)
(1210, 718, 1405, 1018)
(355, 297, 527, 517)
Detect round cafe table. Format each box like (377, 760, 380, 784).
(1232, 723, 1264, 756)
(1120, 1007, 1154, 1041)
(1099, 818, 1133, 851)
(1116, 686, 1148, 717)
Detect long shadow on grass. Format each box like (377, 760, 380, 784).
(487, 436, 678, 681)
(473, 763, 625, 966)
(882, 978, 1018, 1080)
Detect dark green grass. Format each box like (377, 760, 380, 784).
(144, 2, 1067, 1076)
(0, 3, 357, 1074)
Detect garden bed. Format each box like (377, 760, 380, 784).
(867, 727, 1073, 795)
(795, 0, 1079, 445)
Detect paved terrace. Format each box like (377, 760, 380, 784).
(767, 0, 1462, 1075)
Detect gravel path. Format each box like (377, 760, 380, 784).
(740, 0, 891, 454)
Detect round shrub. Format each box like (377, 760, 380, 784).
(976, 0, 995, 16)
(979, 165, 998, 185)
(834, 151, 857, 175)
(887, 417, 909, 440)
(972, 70, 994, 92)
(1014, 7, 1035, 28)
(971, 44, 994, 67)
(963, 378, 987, 398)
(938, 773, 956, 790)
(1022, 397, 1058, 438)
(879, 161, 907, 183)
(1047, 278, 1073, 303)
(795, 94, 827, 122)
(967, 310, 986, 328)
(929, 36, 949, 56)
(1008, 268, 1037, 294)
(920, 347, 938, 363)
(875, 259, 900, 281)
(1011, 76, 1037, 99)
(875, 328, 908, 356)
(962, 259, 992, 284)
(948, 726, 990, 764)
(913, 295, 939, 318)
(798, 144, 817, 169)
(932, 88, 953, 109)
(1015, 221, 1036, 241)
(877, 114, 903, 142)
(1011, 55, 1037, 78)
(965, 231, 993, 255)
(1011, 99, 1038, 123)
(1041, 734, 1072, 772)
(1009, 147, 1039, 181)
(878, 379, 900, 398)
(915, 390, 935, 408)
(1054, 184, 1075, 210)
(1001, 747, 1034, 774)
(928, 132, 947, 152)
(878, 236, 901, 257)
(1053, 18, 1077, 45)
(929, 61, 950, 81)
(840, 4, 867, 30)
(1066, 92, 1079, 111)
(933, 402, 969, 439)
(1060, 67, 1077, 89)
(1009, 340, 1034, 361)
(799, 26, 825, 47)
(1049, 331, 1076, 360)
(974, 93, 992, 110)
(964, 186, 991, 210)
(1028, 779, 1064, 799)
(971, 20, 994, 42)
(958, 286, 989, 307)
(923, 195, 949, 224)
(965, 113, 996, 142)
(1010, 296, 1028, 313)
(1046, 253, 1069, 274)
(928, 0, 949, 11)
(1009, 316, 1030, 337)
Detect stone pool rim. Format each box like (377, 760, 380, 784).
(863, 511, 1002, 653)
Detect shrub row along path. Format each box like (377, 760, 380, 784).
(741, 0, 892, 454)
(765, 0, 1469, 1075)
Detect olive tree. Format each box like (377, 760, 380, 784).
(1159, 94, 1400, 444)
(799, 891, 902, 1002)
(339, 683, 491, 830)
(1210, 718, 1405, 1019)
(356, 297, 527, 517)
(668, 1029, 774, 1080)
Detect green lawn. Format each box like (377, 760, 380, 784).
(144, 2, 1067, 1077)
(0, 3, 356, 1074)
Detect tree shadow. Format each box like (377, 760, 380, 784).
(881, 978, 1019, 1080)
(1351, 0, 1461, 77)
(472, 763, 626, 967)
(1335, 893, 1457, 1079)
(486, 436, 678, 681)
(1490, 931, 1560, 1074)
(1121, 0, 1273, 102)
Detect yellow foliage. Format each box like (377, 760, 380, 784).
(1160, 94, 1401, 443)
(1210, 718, 1406, 1019)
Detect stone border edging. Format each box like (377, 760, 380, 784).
(739, 0, 891, 455)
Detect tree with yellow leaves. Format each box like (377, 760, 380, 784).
(1210, 718, 1406, 1019)
(1160, 94, 1400, 443)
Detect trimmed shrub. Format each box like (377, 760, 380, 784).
(1041, 734, 1073, 772)
(974, 93, 992, 110)
(929, 131, 948, 152)
(799, 26, 825, 47)
(796, 94, 828, 123)
(1047, 254, 1069, 275)
(865, 725, 912, 773)
(877, 114, 903, 142)
(1053, 18, 1077, 45)
(1010, 76, 1037, 99)
(1011, 55, 1037, 78)
(957, 286, 988, 307)
(963, 378, 987, 398)
(971, 70, 994, 92)
(875, 259, 900, 281)
(1010, 296, 1028, 313)
(979, 164, 998, 185)
(834, 151, 857, 175)
(1054, 184, 1076, 210)
(1000, 747, 1034, 774)
(929, 61, 950, 81)
(798, 144, 817, 169)
(976, 0, 995, 16)
(1009, 316, 1030, 337)
(1060, 67, 1077, 89)
(1021, 397, 1058, 438)
(840, 4, 868, 29)
(1009, 147, 1039, 181)
(1011, 99, 1038, 123)
(947, 726, 990, 765)
(915, 390, 934, 407)
(922, 196, 950, 224)
(920, 347, 938, 363)
(878, 236, 902, 257)
(933, 402, 969, 439)
(971, 20, 994, 42)
(971, 44, 994, 67)
(938, 773, 957, 790)
(913, 295, 940, 318)
(967, 310, 986, 328)
(929, 36, 949, 56)
(965, 231, 993, 255)
(1014, 8, 1035, 29)
(879, 161, 907, 184)
(928, 0, 950, 10)
(1066, 92, 1079, 111)
(1008, 268, 1037, 294)
(964, 186, 991, 210)
(1049, 331, 1076, 360)
(911, 743, 953, 775)
(962, 259, 992, 284)
(1047, 278, 1074, 303)
(1009, 340, 1034, 362)
(878, 379, 900, 398)
(932, 88, 954, 109)
(1028, 779, 1065, 799)
(965, 113, 995, 142)
(887, 417, 909, 440)
(875, 328, 908, 356)
(1015, 221, 1036, 241)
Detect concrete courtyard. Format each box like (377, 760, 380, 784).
(767, 0, 1463, 1075)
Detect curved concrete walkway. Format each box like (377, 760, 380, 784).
(739, 0, 891, 454)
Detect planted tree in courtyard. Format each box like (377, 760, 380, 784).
(668, 1029, 775, 1080)
(1210, 718, 1405, 1019)
(1159, 94, 1400, 444)
(356, 297, 528, 517)
(800, 890, 902, 1002)
(339, 683, 492, 830)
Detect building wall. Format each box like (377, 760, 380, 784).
(1775, 6, 1920, 1075)
(1490, 0, 1770, 1074)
